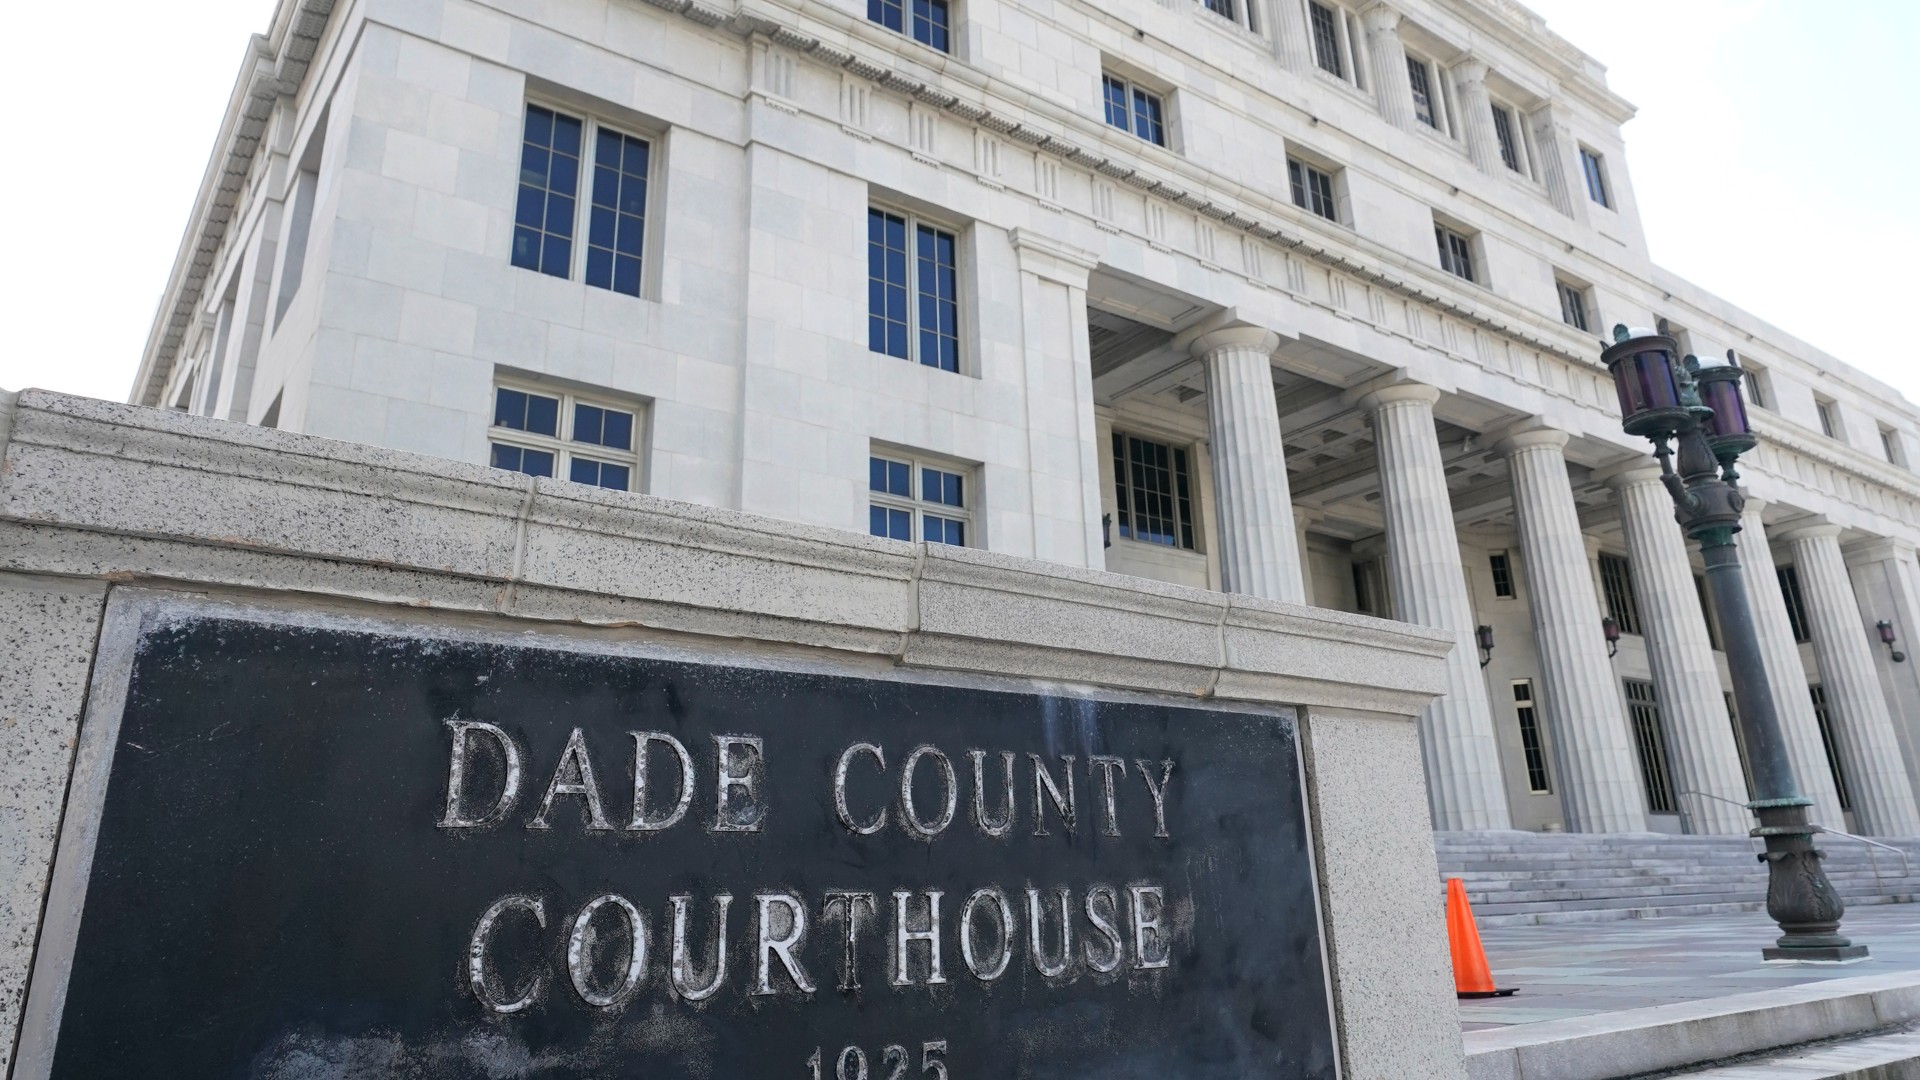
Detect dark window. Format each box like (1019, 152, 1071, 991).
(1815, 398, 1838, 439)
(1102, 75, 1167, 147)
(1695, 574, 1720, 650)
(1351, 561, 1384, 616)
(1489, 551, 1515, 598)
(921, 466, 967, 547)
(1810, 685, 1853, 813)
(869, 455, 968, 545)
(1309, 2, 1343, 78)
(1598, 553, 1642, 635)
(490, 443, 555, 478)
(1288, 159, 1338, 222)
(494, 387, 560, 437)
(1623, 679, 1676, 813)
(1435, 224, 1474, 282)
(584, 128, 649, 297)
(1557, 280, 1589, 331)
(1882, 427, 1902, 466)
(867, 209, 960, 372)
(1513, 681, 1550, 793)
(1580, 147, 1610, 207)
(1778, 565, 1812, 643)
(512, 105, 583, 279)
(568, 458, 630, 490)
(1406, 57, 1437, 128)
(868, 0, 949, 51)
(1203, 0, 1235, 20)
(1491, 105, 1520, 171)
(1742, 361, 1770, 409)
(572, 403, 634, 452)
(1112, 432, 1195, 549)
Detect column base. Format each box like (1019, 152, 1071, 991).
(1762, 944, 1870, 963)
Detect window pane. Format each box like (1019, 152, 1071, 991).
(926, 515, 965, 547)
(585, 129, 649, 297)
(512, 106, 583, 280)
(912, 0, 950, 51)
(868, 209, 911, 360)
(1492, 106, 1520, 171)
(491, 443, 554, 478)
(1103, 76, 1130, 131)
(916, 224, 960, 372)
(494, 387, 526, 429)
(1121, 434, 1186, 547)
(1309, 3, 1343, 78)
(869, 0, 904, 32)
(525, 392, 559, 436)
(1406, 58, 1435, 127)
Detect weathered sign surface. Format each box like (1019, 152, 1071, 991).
(46, 611, 1336, 1078)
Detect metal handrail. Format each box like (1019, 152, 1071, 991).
(1676, 789, 1912, 883)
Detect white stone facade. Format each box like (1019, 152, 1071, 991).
(132, 0, 1920, 836)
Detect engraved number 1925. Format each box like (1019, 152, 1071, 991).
(807, 1041, 947, 1080)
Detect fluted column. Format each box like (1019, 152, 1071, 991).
(1781, 524, 1920, 837)
(1197, 327, 1304, 603)
(1450, 58, 1504, 176)
(1528, 100, 1589, 225)
(1606, 464, 1749, 834)
(1270, 0, 1315, 75)
(1497, 427, 1647, 832)
(1361, 384, 1511, 831)
(1845, 538, 1920, 809)
(1358, 3, 1417, 132)
(1734, 502, 1847, 829)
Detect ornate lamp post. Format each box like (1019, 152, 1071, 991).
(1601, 325, 1867, 961)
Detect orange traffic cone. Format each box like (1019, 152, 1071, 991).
(1446, 878, 1515, 999)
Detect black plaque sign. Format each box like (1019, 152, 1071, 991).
(48, 611, 1335, 1078)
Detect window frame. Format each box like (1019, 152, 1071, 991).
(1579, 145, 1611, 208)
(1598, 552, 1643, 636)
(1489, 550, 1516, 599)
(1555, 277, 1592, 332)
(1809, 685, 1854, 812)
(1287, 156, 1340, 223)
(1305, 0, 1363, 89)
(511, 100, 659, 300)
(1101, 72, 1169, 148)
(1778, 565, 1812, 644)
(1881, 425, 1907, 468)
(1406, 55, 1441, 131)
(1623, 678, 1677, 814)
(867, 204, 965, 374)
(1198, 0, 1258, 34)
(1434, 220, 1477, 283)
(1489, 101, 1526, 175)
(1110, 429, 1199, 552)
(488, 379, 644, 493)
(1734, 353, 1771, 410)
(866, 0, 951, 52)
(1512, 680, 1551, 794)
(1814, 395, 1840, 440)
(867, 449, 975, 547)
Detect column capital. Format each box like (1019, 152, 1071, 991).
(1353, 380, 1441, 413)
(1739, 496, 1770, 518)
(1358, 1, 1402, 32)
(1451, 54, 1490, 85)
(1778, 522, 1844, 545)
(1491, 424, 1570, 456)
(1595, 458, 1664, 491)
(1189, 325, 1279, 358)
(1009, 228, 1099, 287)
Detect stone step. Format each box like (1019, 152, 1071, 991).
(1471, 893, 1917, 928)
(1658, 1025, 1920, 1078)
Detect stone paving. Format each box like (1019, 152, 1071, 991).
(1460, 903, 1920, 1031)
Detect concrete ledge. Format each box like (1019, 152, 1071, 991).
(1464, 972, 1920, 1080)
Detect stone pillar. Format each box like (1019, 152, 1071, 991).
(1527, 100, 1589, 225)
(1497, 427, 1647, 832)
(1782, 524, 1920, 836)
(1605, 464, 1749, 834)
(1845, 538, 1920, 809)
(1270, 0, 1315, 75)
(1196, 327, 1305, 603)
(1360, 384, 1511, 831)
(1357, 3, 1417, 132)
(1010, 229, 1105, 568)
(1450, 58, 1504, 176)
(1734, 502, 1847, 829)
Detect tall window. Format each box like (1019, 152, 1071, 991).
(1102, 75, 1167, 147)
(868, 208, 960, 372)
(1200, 0, 1255, 29)
(1435, 223, 1474, 282)
(1738, 356, 1771, 410)
(869, 453, 970, 545)
(1556, 279, 1589, 332)
(1814, 397, 1839, 440)
(1111, 432, 1196, 549)
(1491, 105, 1521, 172)
(1809, 685, 1853, 813)
(512, 104, 651, 298)
(490, 384, 639, 491)
(1579, 147, 1610, 207)
(1883, 426, 1906, 467)
(867, 0, 949, 51)
(1308, 2, 1343, 78)
(1351, 560, 1386, 617)
(1406, 57, 1438, 129)
(1695, 575, 1720, 650)
(1777, 565, 1812, 644)
(1623, 679, 1676, 813)
(1489, 551, 1516, 599)
(1288, 158, 1338, 222)
(1598, 553, 1642, 635)
(1512, 681, 1550, 794)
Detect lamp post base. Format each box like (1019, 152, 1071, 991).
(1762, 944, 1870, 963)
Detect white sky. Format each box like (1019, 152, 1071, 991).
(1, 1, 1914, 404)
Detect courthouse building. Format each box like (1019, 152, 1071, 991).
(132, 0, 1920, 839)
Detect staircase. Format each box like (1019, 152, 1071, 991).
(1436, 831, 1920, 927)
